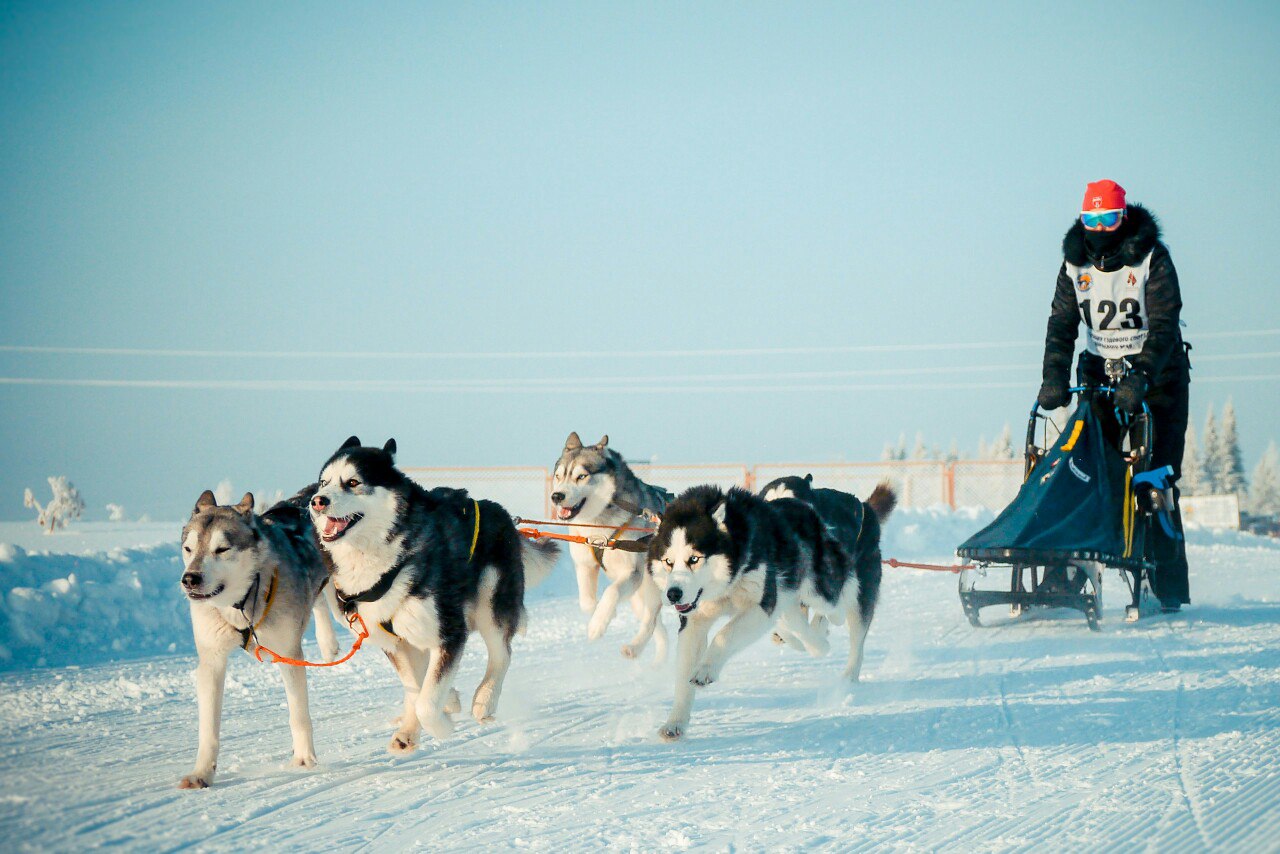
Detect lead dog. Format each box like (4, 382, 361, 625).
(646, 482, 895, 742)
(310, 437, 559, 754)
(550, 432, 672, 659)
(179, 488, 341, 788)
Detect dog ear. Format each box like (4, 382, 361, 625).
(594, 434, 609, 449)
(340, 436, 361, 451)
(564, 432, 582, 451)
(711, 500, 728, 531)
(194, 490, 217, 514)
(234, 493, 255, 515)
(383, 438, 397, 457)
(804, 474, 814, 484)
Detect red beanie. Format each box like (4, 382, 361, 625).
(1082, 179, 1126, 211)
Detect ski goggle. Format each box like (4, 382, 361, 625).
(1080, 209, 1124, 230)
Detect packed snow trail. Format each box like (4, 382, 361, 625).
(2, 538, 1280, 850)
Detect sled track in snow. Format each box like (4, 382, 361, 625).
(1, 543, 1279, 850)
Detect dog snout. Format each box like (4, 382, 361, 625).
(311, 494, 329, 511)
(666, 586, 683, 604)
(181, 572, 203, 590)
(550, 491, 565, 504)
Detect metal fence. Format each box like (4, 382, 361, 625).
(405, 459, 1024, 515)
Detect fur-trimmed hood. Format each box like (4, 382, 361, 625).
(1063, 203, 1162, 269)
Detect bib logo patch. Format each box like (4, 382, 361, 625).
(1127, 272, 1137, 286)
(1077, 273, 1092, 291)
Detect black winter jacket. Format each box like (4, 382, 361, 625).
(1042, 204, 1188, 389)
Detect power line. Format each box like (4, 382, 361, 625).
(1, 328, 1277, 362)
(2, 373, 1277, 394)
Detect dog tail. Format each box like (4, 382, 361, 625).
(519, 536, 561, 589)
(865, 481, 897, 524)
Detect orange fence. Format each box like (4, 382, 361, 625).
(405, 460, 1024, 519)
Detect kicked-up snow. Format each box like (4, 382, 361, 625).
(0, 515, 1278, 849)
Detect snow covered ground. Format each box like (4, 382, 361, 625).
(1, 516, 1279, 850)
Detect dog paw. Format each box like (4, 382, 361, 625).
(771, 632, 786, 645)
(586, 609, 613, 641)
(289, 753, 318, 770)
(620, 642, 639, 659)
(690, 662, 720, 687)
(442, 688, 461, 715)
(178, 773, 211, 789)
(388, 730, 419, 755)
(472, 685, 497, 723)
(657, 722, 685, 742)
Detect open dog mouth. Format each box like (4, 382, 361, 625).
(319, 513, 363, 542)
(555, 499, 586, 521)
(673, 591, 702, 614)
(185, 583, 225, 602)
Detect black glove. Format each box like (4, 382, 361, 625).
(1037, 379, 1071, 410)
(1114, 371, 1149, 414)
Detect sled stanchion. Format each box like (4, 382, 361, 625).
(254, 613, 371, 668)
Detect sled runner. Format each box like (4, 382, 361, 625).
(955, 381, 1173, 630)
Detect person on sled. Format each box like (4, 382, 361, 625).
(1037, 179, 1191, 612)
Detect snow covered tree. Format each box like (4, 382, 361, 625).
(945, 440, 961, 463)
(880, 442, 898, 462)
(988, 424, 1015, 460)
(1201, 409, 1225, 494)
(1180, 422, 1205, 495)
(1248, 442, 1280, 518)
(213, 479, 235, 506)
(1217, 399, 1247, 500)
(23, 476, 85, 534)
(106, 503, 126, 522)
(911, 432, 930, 461)
(977, 436, 989, 459)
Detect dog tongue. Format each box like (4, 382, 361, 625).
(323, 517, 347, 537)
(557, 506, 573, 520)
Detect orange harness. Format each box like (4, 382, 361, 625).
(253, 612, 371, 668)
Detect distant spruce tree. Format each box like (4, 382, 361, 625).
(1201, 408, 1226, 494)
(1217, 399, 1248, 500)
(1249, 442, 1280, 518)
(1180, 422, 1205, 495)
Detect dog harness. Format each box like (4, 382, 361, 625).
(235, 567, 279, 652)
(333, 499, 483, 638)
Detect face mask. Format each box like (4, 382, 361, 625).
(1084, 226, 1124, 258)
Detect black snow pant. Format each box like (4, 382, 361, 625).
(1078, 351, 1191, 605)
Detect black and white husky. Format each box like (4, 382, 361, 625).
(550, 432, 673, 659)
(309, 437, 559, 754)
(646, 482, 895, 742)
(179, 488, 341, 788)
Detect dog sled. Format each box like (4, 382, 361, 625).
(956, 379, 1179, 630)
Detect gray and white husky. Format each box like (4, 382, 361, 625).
(178, 488, 341, 789)
(551, 432, 672, 659)
(310, 437, 559, 755)
(646, 482, 895, 742)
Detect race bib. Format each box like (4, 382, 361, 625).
(1065, 251, 1154, 359)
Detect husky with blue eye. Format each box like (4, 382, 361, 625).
(309, 437, 559, 755)
(646, 482, 895, 742)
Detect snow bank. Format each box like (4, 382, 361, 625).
(0, 543, 190, 670)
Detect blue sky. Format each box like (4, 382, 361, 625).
(2, 1, 1278, 520)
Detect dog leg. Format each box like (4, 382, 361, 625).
(779, 605, 831, 657)
(842, 605, 871, 682)
(574, 551, 600, 614)
(416, 636, 465, 741)
(471, 616, 512, 724)
(588, 564, 640, 641)
(277, 641, 318, 769)
(622, 577, 663, 661)
(693, 607, 774, 686)
(312, 594, 340, 663)
(385, 646, 427, 755)
(180, 648, 228, 789)
(658, 616, 709, 742)
(771, 624, 806, 651)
